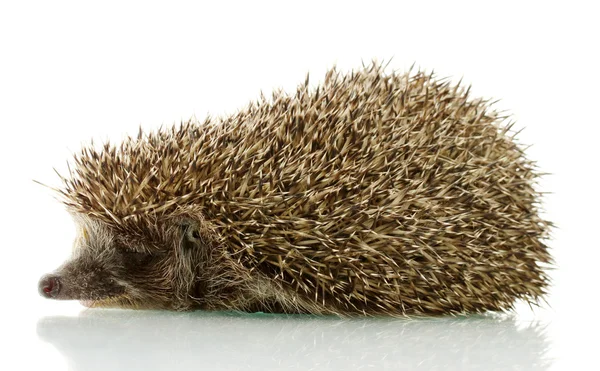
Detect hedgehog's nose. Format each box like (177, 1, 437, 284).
(39, 275, 61, 299)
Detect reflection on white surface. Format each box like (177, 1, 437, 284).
(37, 310, 551, 370)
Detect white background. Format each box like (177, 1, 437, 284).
(1, 1, 598, 370)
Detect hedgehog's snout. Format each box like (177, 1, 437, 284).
(38, 275, 61, 299)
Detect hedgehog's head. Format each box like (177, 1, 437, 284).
(38, 208, 214, 310)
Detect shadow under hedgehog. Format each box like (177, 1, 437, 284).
(38, 62, 553, 316)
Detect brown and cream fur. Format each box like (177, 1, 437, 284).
(39, 63, 553, 316)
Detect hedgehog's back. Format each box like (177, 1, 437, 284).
(206, 65, 551, 315)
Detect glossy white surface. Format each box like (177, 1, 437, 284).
(35, 311, 550, 371)
(1, 1, 598, 370)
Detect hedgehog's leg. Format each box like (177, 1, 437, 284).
(238, 298, 291, 314)
(198, 265, 304, 314)
(231, 274, 339, 315)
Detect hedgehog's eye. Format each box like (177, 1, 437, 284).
(123, 248, 143, 254)
(121, 249, 153, 266)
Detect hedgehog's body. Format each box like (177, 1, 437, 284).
(39, 64, 552, 316)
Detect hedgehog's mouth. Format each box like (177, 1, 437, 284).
(80, 295, 127, 308)
(78, 293, 148, 309)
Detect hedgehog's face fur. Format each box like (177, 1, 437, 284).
(38, 211, 211, 310)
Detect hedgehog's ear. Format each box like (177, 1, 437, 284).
(169, 206, 215, 249)
(178, 219, 204, 247)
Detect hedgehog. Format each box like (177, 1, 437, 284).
(38, 62, 552, 316)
